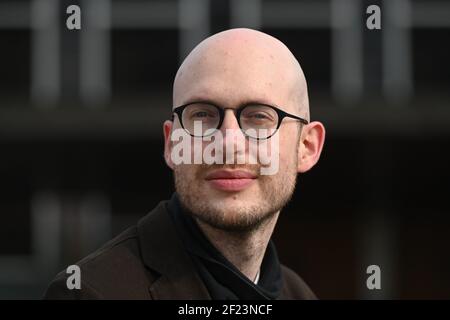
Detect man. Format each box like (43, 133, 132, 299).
(44, 28, 325, 300)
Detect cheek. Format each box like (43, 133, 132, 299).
(277, 137, 298, 169)
(175, 164, 196, 181)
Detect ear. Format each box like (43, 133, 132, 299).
(297, 121, 326, 173)
(163, 120, 175, 170)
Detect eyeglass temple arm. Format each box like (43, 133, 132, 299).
(282, 112, 309, 125)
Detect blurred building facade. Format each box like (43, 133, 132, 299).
(0, 0, 449, 299)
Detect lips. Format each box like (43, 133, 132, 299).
(205, 170, 257, 192)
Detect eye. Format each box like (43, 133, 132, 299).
(191, 111, 210, 118)
(249, 112, 271, 120)
(243, 111, 274, 122)
(187, 108, 218, 120)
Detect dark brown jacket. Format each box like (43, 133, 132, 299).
(44, 200, 316, 300)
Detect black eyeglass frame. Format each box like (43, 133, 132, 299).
(171, 101, 309, 140)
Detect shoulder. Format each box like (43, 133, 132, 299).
(279, 264, 317, 300)
(43, 225, 155, 299)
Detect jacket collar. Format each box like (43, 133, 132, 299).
(137, 200, 211, 299)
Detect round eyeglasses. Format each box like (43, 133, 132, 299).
(171, 102, 308, 140)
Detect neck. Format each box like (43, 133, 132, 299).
(195, 212, 280, 282)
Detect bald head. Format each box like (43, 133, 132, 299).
(173, 28, 309, 121)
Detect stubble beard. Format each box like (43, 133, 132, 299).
(174, 158, 298, 233)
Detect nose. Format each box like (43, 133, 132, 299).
(219, 109, 247, 160)
(219, 109, 241, 134)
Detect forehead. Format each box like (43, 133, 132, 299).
(173, 41, 300, 113)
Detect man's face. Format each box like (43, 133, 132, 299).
(166, 32, 308, 232)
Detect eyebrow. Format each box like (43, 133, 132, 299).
(179, 97, 280, 108)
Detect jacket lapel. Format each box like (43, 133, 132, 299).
(137, 201, 211, 299)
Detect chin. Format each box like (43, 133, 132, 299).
(208, 189, 260, 205)
(209, 197, 259, 216)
